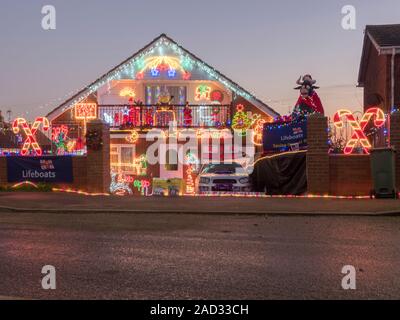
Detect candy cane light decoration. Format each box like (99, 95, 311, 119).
(12, 117, 50, 156)
(333, 107, 385, 155)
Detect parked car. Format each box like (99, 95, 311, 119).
(195, 162, 251, 193)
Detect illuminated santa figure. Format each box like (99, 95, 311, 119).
(293, 74, 324, 117)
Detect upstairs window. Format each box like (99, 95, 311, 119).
(145, 85, 186, 105)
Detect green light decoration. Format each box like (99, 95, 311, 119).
(232, 104, 252, 136)
(232, 104, 261, 136)
(54, 132, 67, 154)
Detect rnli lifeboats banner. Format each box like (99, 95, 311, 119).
(7, 156, 73, 183)
(263, 119, 307, 153)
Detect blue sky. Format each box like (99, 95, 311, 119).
(0, 0, 399, 119)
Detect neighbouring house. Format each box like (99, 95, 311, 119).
(358, 24, 400, 112)
(46, 34, 279, 191)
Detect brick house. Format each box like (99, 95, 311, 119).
(45, 34, 279, 194)
(358, 24, 400, 112)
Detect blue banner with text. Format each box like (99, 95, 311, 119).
(263, 120, 308, 153)
(7, 156, 73, 183)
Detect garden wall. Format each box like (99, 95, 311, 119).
(329, 155, 372, 196)
(0, 120, 110, 194)
(307, 111, 400, 196)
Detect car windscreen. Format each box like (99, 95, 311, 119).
(201, 163, 246, 174)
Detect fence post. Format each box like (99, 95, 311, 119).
(306, 113, 330, 195)
(390, 111, 400, 191)
(86, 120, 110, 194)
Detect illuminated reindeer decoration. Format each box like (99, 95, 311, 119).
(293, 74, 324, 117)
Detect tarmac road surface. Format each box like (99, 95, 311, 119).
(0, 212, 399, 299)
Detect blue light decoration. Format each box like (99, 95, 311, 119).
(168, 69, 176, 78)
(151, 68, 160, 77)
(122, 106, 130, 116)
(178, 86, 186, 105)
(146, 86, 152, 105)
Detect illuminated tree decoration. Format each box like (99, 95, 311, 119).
(232, 104, 252, 136)
(12, 117, 50, 156)
(75, 103, 97, 120)
(195, 85, 212, 101)
(333, 107, 385, 155)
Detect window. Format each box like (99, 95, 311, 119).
(146, 85, 186, 105)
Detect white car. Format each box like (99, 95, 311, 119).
(195, 162, 251, 193)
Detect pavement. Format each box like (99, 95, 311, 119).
(0, 192, 399, 215)
(0, 212, 399, 299)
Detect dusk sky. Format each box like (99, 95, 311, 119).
(1, 0, 400, 120)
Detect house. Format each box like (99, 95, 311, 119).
(46, 34, 279, 191)
(358, 24, 400, 112)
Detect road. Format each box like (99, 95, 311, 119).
(0, 212, 399, 299)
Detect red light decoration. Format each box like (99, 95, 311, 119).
(210, 90, 224, 103)
(333, 107, 385, 155)
(182, 71, 191, 80)
(51, 125, 69, 142)
(136, 71, 144, 80)
(12, 117, 50, 156)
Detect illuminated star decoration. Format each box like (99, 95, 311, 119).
(122, 106, 130, 116)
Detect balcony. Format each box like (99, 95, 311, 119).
(98, 104, 232, 130)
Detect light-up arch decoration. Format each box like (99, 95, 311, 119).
(136, 56, 186, 78)
(333, 107, 385, 155)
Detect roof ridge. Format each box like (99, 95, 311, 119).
(47, 34, 279, 119)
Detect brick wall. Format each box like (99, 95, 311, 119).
(390, 111, 400, 191)
(86, 120, 111, 193)
(329, 155, 372, 196)
(306, 114, 329, 195)
(363, 49, 390, 112)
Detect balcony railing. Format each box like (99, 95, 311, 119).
(98, 104, 232, 129)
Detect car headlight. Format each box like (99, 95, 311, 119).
(200, 177, 211, 184)
(239, 177, 249, 184)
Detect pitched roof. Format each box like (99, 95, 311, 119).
(47, 34, 280, 120)
(358, 24, 400, 86)
(366, 24, 400, 48)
